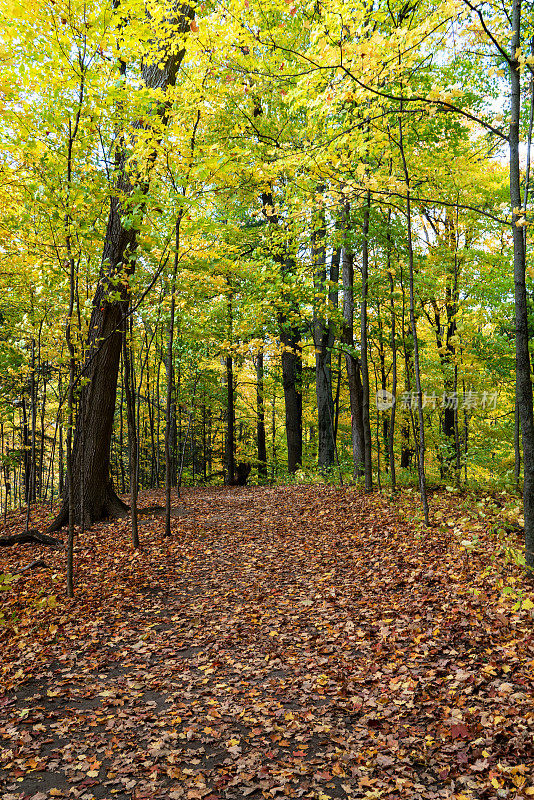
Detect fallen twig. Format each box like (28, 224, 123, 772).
(11, 559, 49, 573)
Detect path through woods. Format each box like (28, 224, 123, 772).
(0, 487, 533, 800)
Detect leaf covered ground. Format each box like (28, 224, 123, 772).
(0, 486, 533, 800)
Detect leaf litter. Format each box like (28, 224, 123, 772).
(0, 485, 533, 800)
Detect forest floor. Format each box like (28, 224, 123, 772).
(0, 485, 533, 800)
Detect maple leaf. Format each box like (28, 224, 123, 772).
(450, 723, 469, 739)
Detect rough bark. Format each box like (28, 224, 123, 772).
(0, 531, 61, 547)
(261, 190, 302, 473)
(49, 4, 193, 531)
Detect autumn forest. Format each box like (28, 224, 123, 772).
(1, 0, 534, 798)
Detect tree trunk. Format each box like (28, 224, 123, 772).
(123, 318, 139, 549)
(25, 339, 36, 533)
(165, 218, 181, 536)
(360, 193, 373, 492)
(510, 0, 534, 572)
(312, 189, 336, 470)
(225, 284, 236, 484)
(256, 351, 267, 482)
(279, 317, 302, 473)
(341, 203, 365, 479)
(387, 222, 397, 492)
(49, 4, 193, 531)
(261, 190, 302, 473)
(515, 396, 521, 490)
(399, 114, 429, 525)
(21, 394, 30, 506)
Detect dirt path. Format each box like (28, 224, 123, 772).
(0, 486, 533, 800)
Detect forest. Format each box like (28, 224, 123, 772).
(0, 0, 533, 555)
(1, 1, 534, 799)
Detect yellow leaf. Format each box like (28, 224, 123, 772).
(522, 597, 534, 610)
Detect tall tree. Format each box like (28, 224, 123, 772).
(50, 2, 194, 530)
(262, 190, 303, 473)
(341, 203, 366, 480)
(508, 0, 534, 572)
(312, 188, 336, 470)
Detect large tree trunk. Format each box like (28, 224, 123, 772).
(261, 190, 303, 473)
(49, 4, 193, 531)
(51, 296, 131, 530)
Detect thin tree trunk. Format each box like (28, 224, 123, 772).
(21, 395, 30, 507)
(165, 218, 181, 536)
(156, 341, 162, 487)
(271, 387, 277, 483)
(226, 286, 235, 484)
(515, 397, 521, 490)
(30, 338, 37, 504)
(360, 192, 373, 492)
(333, 350, 342, 442)
(58, 368, 64, 497)
(25, 339, 36, 534)
(256, 350, 267, 482)
(279, 318, 302, 473)
(387, 220, 397, 492)
(312, 189, 336, 470)
(510, 0, 534, 572)
(341, 202, 365, 479)
(65, 130, 76, 596)
(399, 114, 429, 526)
(123, 317, 139, 549)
